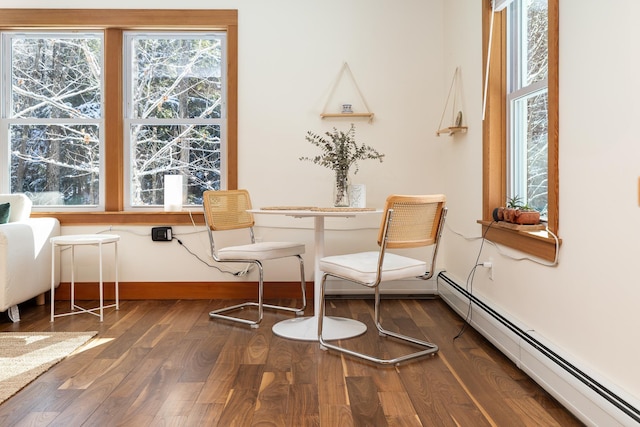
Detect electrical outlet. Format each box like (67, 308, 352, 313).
(481, 260, 493, 281)
(151, 226, 172, 241)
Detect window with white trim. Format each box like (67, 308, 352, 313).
(506, 0, 549, 216)
(1, 32, 104, 209)
(124, 32, 226, 209)
(0, 9, 237, 220)
(482, 0, 559, 261)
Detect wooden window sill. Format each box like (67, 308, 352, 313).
(31, 211, 205, 226)
(477, 220, 561, 262)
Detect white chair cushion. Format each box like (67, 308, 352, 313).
(0, 194, 32, 223)
(319, 251, 427, 284)
(217, 241, 305, 261)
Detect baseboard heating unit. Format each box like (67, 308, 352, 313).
(437, 272, 640, 427)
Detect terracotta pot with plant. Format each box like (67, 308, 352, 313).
(493, 196, 540, 225)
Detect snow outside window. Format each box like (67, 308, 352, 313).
(506, 0, 549, 217)
(0, 32, 104, 209)
(123, 32, 227, 210)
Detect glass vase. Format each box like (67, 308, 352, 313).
(333, 171, 350, 207)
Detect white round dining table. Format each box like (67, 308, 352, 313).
(249, 207, 382, 341)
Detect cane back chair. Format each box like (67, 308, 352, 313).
(203, 189, 306, 327)
(318, 194, 447, 365)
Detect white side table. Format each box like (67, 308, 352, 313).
(50, 234, 120, 322)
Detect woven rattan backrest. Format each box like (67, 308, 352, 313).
(203, 189, 255, 231)
(377, 194, 446, 249)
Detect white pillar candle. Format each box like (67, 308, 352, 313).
(164, 175, 183, 212)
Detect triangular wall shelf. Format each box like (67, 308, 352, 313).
(436, 67, 468, 136)
(320, 62, 374, 122)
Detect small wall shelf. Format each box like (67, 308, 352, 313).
(320, 62, 374, 122)
(321, 112, 374, 119)
(436, 126, 468, 136)
(437, 67, 467, 137)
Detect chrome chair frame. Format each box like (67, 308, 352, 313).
(203, 190, 306, 328)
(318, 194, 447, 365)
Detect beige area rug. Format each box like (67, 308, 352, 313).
(0, 331, 97, 405)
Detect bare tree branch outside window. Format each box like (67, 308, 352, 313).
(127, 35, 224, 207)
(508, 0, 548, 216)
(8, 34, 102, 206)
(3, 31, 226, 209)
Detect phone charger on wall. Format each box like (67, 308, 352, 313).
(151, 226, 172, 241)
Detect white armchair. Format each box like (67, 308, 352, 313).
(0, 194, 60, 322)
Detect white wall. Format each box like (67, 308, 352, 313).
(5, 0, 640, 413)
(441, 0, 640, 409)
(3, 0, 447, 284)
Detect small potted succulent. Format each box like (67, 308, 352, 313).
(493, 196, 541, 225)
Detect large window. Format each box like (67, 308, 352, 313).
(1, 32, 103, 209)
(507, 0, 548, 216)
(482, 0, 559, 261)
(0, 9, 237, 223)
(124, 32, 226, 208)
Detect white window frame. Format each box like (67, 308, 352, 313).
(0, 31, 105, 211)
(505, 0, 548, 213)
(122, 31, 228, 211)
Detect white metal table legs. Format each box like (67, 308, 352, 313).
(271, 216, 367, 341)
(50, 234, 120, 322)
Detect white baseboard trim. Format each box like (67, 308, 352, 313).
(325, 278, 437, 295)
(324, 270, 442, 296)
(437, 272, 640, 427)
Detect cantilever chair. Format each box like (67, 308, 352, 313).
(203, 189, 306, 328)
(318, 194, 447, 365)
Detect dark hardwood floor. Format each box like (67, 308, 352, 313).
(0, 297, 583, 426)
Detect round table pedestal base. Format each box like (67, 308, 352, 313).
(272, 315, 367, 342)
